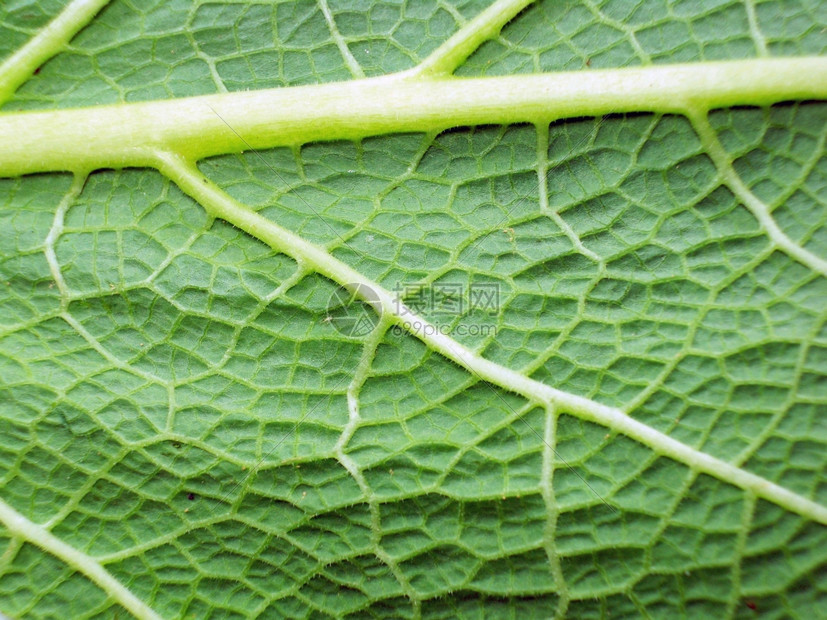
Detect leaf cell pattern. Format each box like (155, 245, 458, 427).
(0, 0, 825, 618)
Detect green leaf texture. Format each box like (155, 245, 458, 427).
(1, 1, 826, 618)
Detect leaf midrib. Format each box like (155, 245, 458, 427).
(2, 57, 827, 177)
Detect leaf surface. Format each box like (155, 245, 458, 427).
(1, 0, 826, 618)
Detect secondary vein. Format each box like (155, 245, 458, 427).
(156, 151, 827, 527)
(690, 110, 827, 278)
(0, 498, 161, 620)
(0, 0, 111, 105)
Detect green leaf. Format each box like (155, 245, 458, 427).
(1, 0, 826, 618)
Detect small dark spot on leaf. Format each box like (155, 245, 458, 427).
(745, 600, 757, 611)
(187, 492, 195, 501)
(586, 58, 591, 67)
(34, 66, 41, 75)
(203, 178, 208, 183)
(172, 442, 181, 449)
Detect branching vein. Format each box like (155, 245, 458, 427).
(407, 0, 535, 77)
(156, 151, 827, 526)
(0, 0, 111, 105)
(690, 110, 827, 278)
(317, 0, 365, 79)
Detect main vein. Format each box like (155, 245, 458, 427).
(1, 57, 826, 177)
